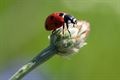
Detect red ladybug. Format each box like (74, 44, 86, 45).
(45, 12, 77, 33)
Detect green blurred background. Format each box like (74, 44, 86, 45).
(0, 0, 120, 80)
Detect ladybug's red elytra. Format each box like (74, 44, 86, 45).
(45, 12, 77, 33)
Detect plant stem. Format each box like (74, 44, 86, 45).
(9, 45, 57, 80)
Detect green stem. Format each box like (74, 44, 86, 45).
(9, 45, 57, 80)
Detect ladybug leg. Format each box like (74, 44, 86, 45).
(52, 29, 56, 34)
(73, 24, 75, 27)
(66, 22, 71, 37)
(52, 31, 54, 33)
(73, 20, 77, 27)
(63, 24, 65, 35)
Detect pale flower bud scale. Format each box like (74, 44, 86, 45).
(50, 20, 90, 56)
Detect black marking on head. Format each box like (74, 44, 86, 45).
(72, 18, 77, 24)
(64, 15, 72, 23)
(64, 14, 77, 24)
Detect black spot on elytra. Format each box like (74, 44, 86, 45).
(54, 22, 58, 26)
(50, 16, 54, 20)
(59, 13, 64, 17)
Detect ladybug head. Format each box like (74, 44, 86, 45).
(45, 12, 64, 31)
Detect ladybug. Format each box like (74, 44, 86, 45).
(45, 12, 77, 34)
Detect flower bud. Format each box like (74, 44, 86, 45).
(50, 21, 90, 56)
